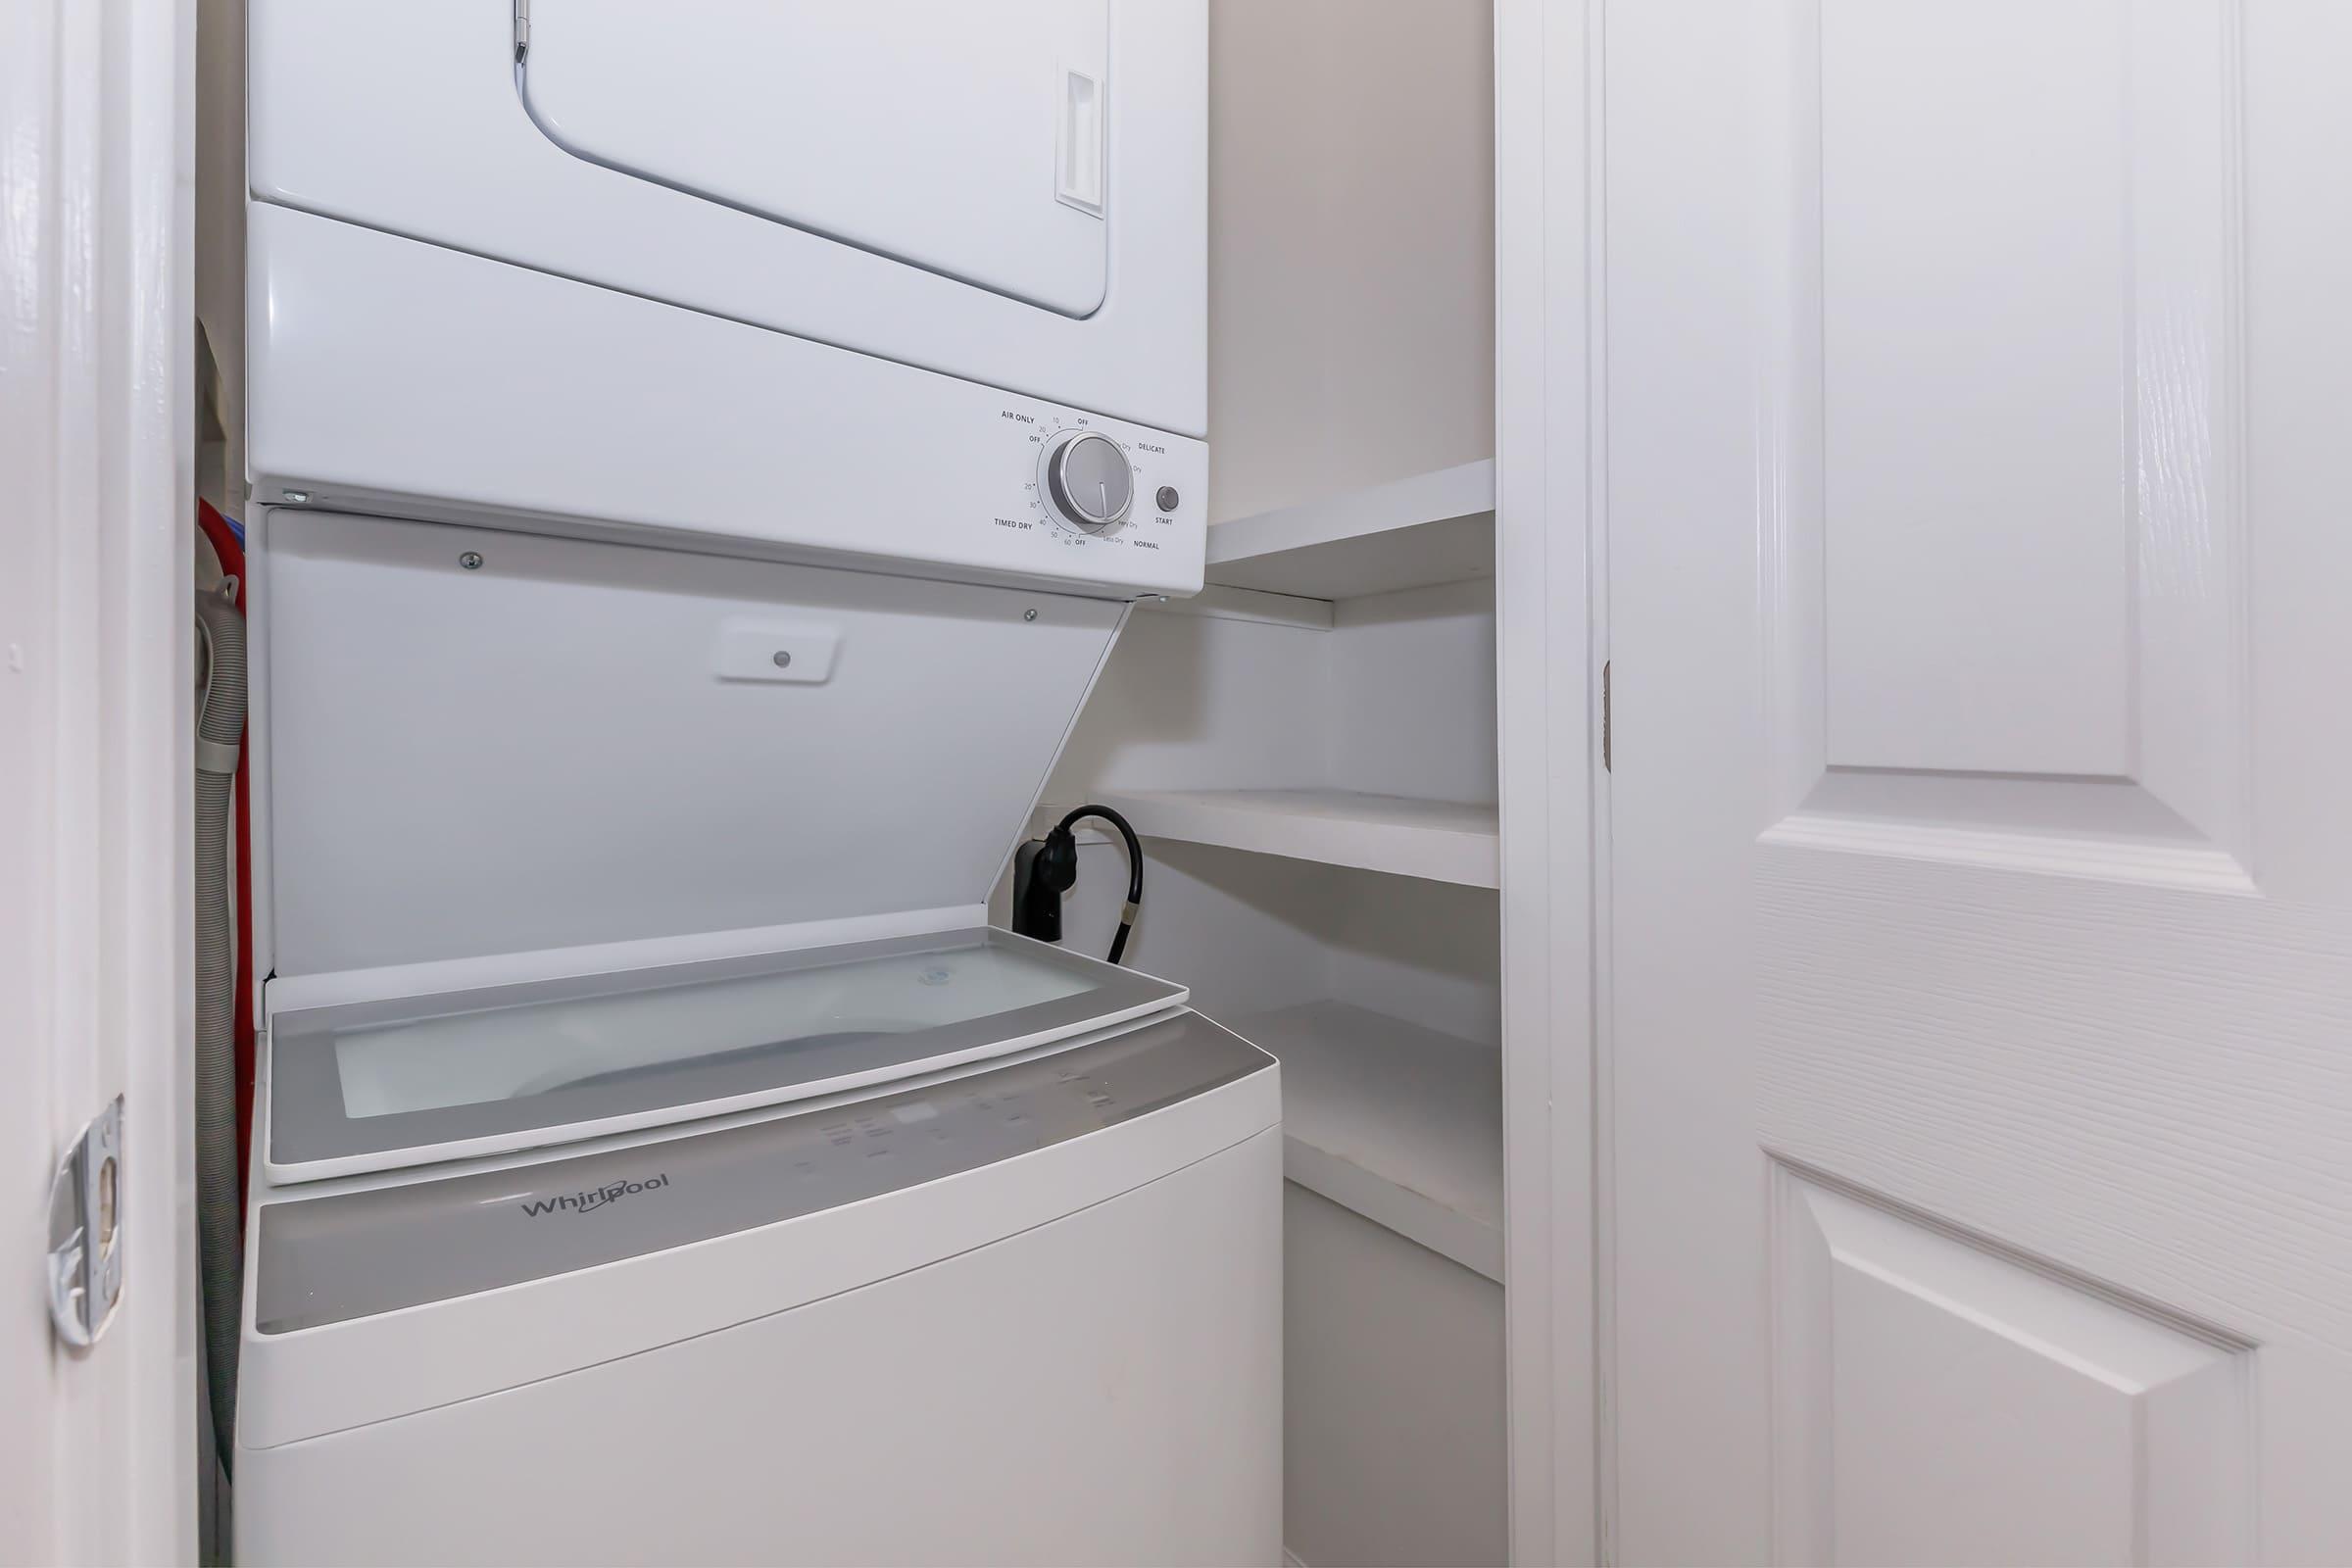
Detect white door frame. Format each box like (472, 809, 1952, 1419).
(1494, 1, 1601, 1561)
(0, 1, 1603, 1557)
(0, 0, 198, 1559)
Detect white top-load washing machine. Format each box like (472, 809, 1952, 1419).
(233, 7, 1274, 1564)
(235, 957, 1281, 1567)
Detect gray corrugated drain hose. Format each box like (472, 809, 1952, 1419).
(193, 582, 246, 1469)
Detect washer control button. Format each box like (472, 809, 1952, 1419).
(1155, 485, 1181, 514)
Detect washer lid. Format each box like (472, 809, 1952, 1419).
(265, 926, 1186, 1183)
(520, 0, 1112, 317)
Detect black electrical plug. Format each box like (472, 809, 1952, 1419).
(1012, 825, 1081, 946)
(1010, 805, 1144, 964)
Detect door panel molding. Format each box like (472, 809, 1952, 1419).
(1769, 1159, 2254, 1567)
(1755, 0, 2254, 886)
(1754, 847, 2352, 1355)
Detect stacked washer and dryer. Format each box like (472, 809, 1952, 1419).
(230, 6, 1278, 1563)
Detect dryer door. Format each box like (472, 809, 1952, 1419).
(520, 1, 1110, 317)
(249, 1, 1204, 442)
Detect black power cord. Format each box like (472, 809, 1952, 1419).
(1012, 804, 1145, 964)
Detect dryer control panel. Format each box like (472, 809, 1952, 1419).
(248, 206, 1208, 600)
(995, 404, 1200, 575)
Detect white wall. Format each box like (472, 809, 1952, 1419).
(1015, 832, 1501, 1046)
(1326, 578, 1498, 807)
(1208, 0, 1494, 523)
(1286, 1186, 1507, 1568)
(1050, 608, 1332, 796)
(1054, 582, 1496, 807)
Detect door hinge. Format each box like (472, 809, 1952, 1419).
(514, 0, 530, 63)
(46, 1097, 123, 1349)
(1601, 660, 1611, 772)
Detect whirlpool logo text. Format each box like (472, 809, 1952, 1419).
(517, 1173, 671, 1218)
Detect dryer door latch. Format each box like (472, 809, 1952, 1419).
(1055, 65, 1105, 217)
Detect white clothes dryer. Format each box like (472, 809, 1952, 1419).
(244, 1, 1208, 594)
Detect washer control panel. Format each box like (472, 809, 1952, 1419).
(249, 1011, 1270, 1333)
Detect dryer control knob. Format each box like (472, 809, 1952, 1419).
(1045, 433, 1134, 532)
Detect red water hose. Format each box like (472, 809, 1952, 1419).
(196, 500, 255, 1207)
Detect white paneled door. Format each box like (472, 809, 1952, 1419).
(1605, 2, 2352, 1563)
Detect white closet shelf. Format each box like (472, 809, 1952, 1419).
(1065, 788, 1499, 888)
(1232, 1001, 1502, 1282)
(1204, 459, 1495, 601)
